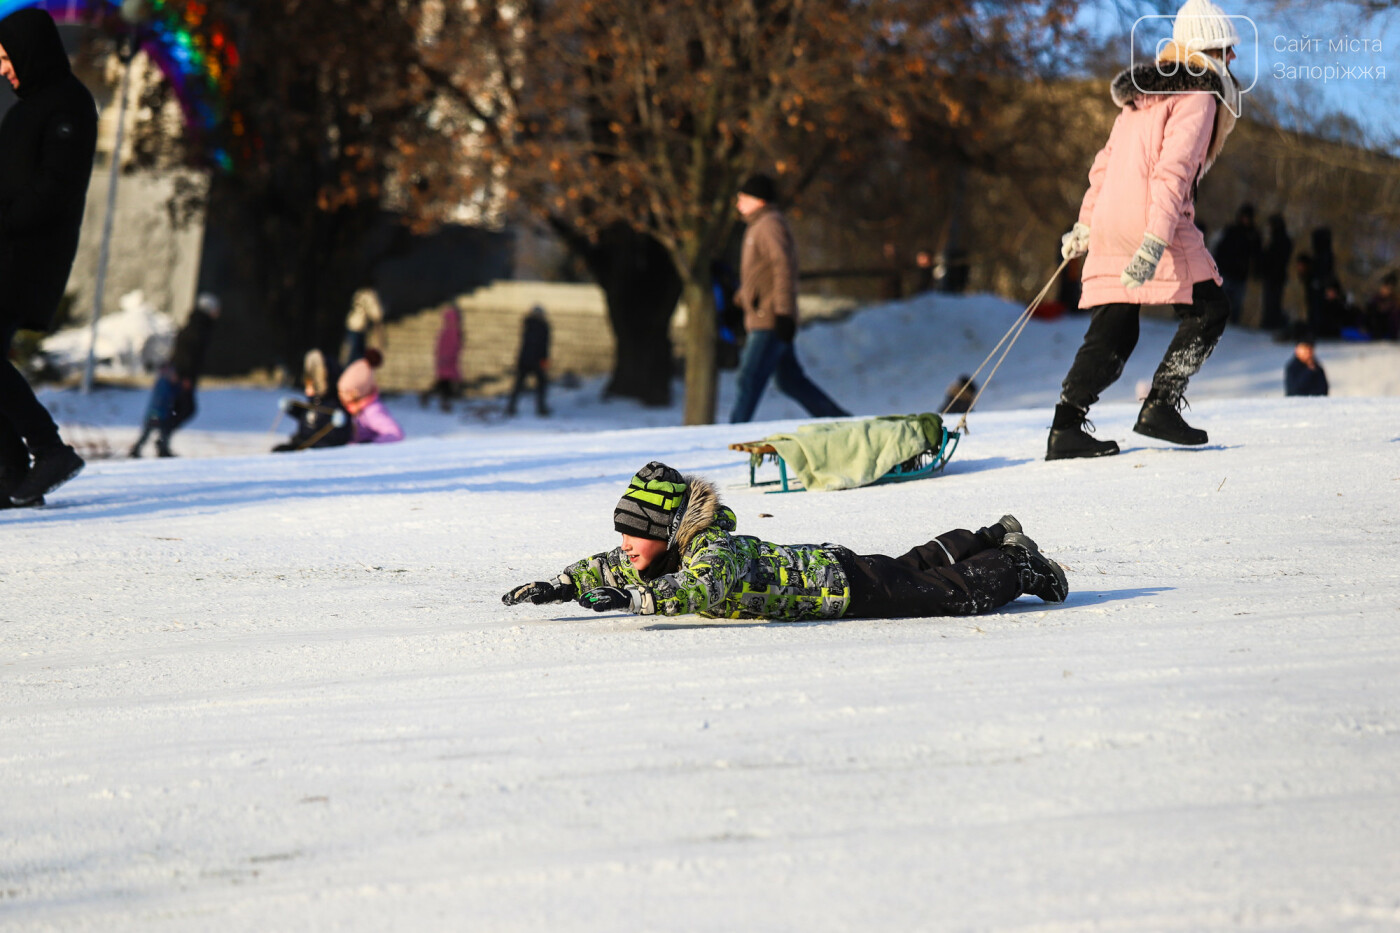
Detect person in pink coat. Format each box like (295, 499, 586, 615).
(420, 303, 463, 412)
(1047, 0, 1241, 460)
(338, 354, 405, 444)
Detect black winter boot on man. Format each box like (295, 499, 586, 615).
(8, 444, 83, 506)
(1000, 532, 1068, 603)
(1046, 403, 1119, 461)
(0, 464, 42, 509)
(1134, 392, 1208, 446)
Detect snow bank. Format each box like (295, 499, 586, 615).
(40, 290, 176, 380)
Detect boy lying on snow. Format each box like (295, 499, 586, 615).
(502, 462, 1067, 621)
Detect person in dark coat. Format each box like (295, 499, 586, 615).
(1212, 202, 1260, 325)
(0, 8, 98, 507)
(130, 293, 220, 457)
(1258, 213, 1292, 332)
(1284, 337, 1328, 397)
(273, 348, 350, 452)
(1363, 272, 1398, 341)
(1305, 228, 1337, 336)
(507, 305, 551, 417)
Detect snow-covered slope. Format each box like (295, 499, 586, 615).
(4, 293, 1399, 931)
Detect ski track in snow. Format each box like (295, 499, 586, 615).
(4, 292, 1400, 931)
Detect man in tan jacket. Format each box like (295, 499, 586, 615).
(729, 174, 848, 423)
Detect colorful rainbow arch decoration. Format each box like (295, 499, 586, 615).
(0, 0, 239, 168)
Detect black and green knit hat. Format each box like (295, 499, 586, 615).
(614, 461, 689, 544)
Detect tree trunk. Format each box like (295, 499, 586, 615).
(553, 221, 682, 407)
(681, 279, 718, 425)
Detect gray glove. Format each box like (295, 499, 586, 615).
(1060, 222, 1091, 260)
(1120, 233, 1168, 289)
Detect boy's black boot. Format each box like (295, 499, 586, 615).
(1134, 392, 1207, 446)
(8, 445, 83, 506)
(976, 514, 1022, 547)
(1001, 532, 1068, 603)
(1046, 403, 1119, 461)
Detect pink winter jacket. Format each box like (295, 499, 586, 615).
(1077, 71, 1226, 308)
(434, 306, 462, 380)
(351, 397, 404, 444)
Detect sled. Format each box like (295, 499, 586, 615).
(729, 416, 960, 493)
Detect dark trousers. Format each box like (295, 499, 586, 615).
(729, 328, 848, 424)
(508, 364, 548, 414)
(1060, 279, 1230, 411)
(839, 529, 1022, 618)
(0, 319, 62, 483)
(132, 377, 196, 455)
(1260, 276, 1287, 331)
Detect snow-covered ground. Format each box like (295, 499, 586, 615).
(4, 292, 1400, 931)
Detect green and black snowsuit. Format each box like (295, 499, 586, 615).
(555, 477, 1031, 620)
(556, 476, 851, 621)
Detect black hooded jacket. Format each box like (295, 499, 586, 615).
(0, 9, 97, 332)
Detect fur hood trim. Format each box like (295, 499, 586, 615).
(1109, 44, 1238, 177)
(675, 475, 733, 552)
(1110, 60, 1224, 108)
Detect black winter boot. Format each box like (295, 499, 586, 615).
(8, 444, 83, 506)
(1134, 394, 1207, 446)
(1046, 404, 1119, 461)
(0, 465, 42, 509)
(976, 514, 1022, 548)
(1001, 532, 1068, 603)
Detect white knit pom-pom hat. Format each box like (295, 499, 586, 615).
(1173, 0, 1241, 51)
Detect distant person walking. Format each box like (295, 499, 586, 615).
(130, 293, 220, 458)
(420, 302, 462, 412)
(343, 287, 385, 365)
(1284, 337, 1328, 397)
(729, 174, 848, 424)
(507, 305, 551, 417)
(1048, 0, 1239, 459)
(0, 8, 98, 507)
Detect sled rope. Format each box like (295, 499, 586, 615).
(940, 255, 1071, 433)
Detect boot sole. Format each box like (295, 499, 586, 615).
(1132, 422, 1207, 445)
(1003, 532, 1069, 603)
(1046, 442, 1119, 461)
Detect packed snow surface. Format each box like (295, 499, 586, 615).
(4, 292, 1400, 931)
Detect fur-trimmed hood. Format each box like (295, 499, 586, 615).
(1110, 60, 1225, 108)
(637, 474, 734, 581)
(1109, 44, 1238, 177)
(674, 475, 734, 552)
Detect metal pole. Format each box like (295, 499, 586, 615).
(81, 42, 136, 395)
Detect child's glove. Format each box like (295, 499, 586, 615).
(1060, 222, 1091, 260)
(1120, 233, 1168, 289)
(331, 410, 348, 428)
(501, 578, 577, 606)
(578, 586, 634, 613)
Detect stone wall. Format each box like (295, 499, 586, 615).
(376, 283, 857, 396)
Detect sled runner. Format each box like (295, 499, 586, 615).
(730, 413, 959, 493)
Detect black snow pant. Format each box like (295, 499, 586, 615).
(508, 364, 548, 415)
(1060, 280, 1230, 411)
(0, 318, 62, 484)
(838, 529, 1023, 618)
